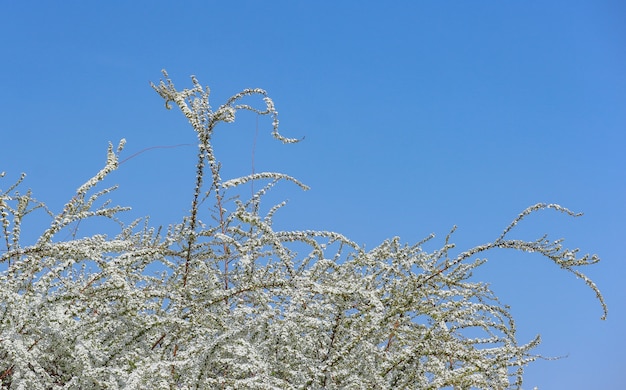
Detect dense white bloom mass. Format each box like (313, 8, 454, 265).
(0, 71, 606, 389)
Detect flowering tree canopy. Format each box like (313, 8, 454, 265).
(0, 71, 606, 389)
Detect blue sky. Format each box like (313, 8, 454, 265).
(2, 1, 624, 388)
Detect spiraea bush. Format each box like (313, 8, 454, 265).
(0, 70, 606, 389)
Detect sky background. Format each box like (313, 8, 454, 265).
(2, 1, 624, 388)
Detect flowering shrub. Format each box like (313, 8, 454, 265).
(0, 71, 606, 389)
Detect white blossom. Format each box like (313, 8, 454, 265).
(0, 71, 606, 389)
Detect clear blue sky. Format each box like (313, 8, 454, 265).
(2, 2, 624, 388)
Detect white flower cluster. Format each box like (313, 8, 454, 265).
(0, 72, 606, 389)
